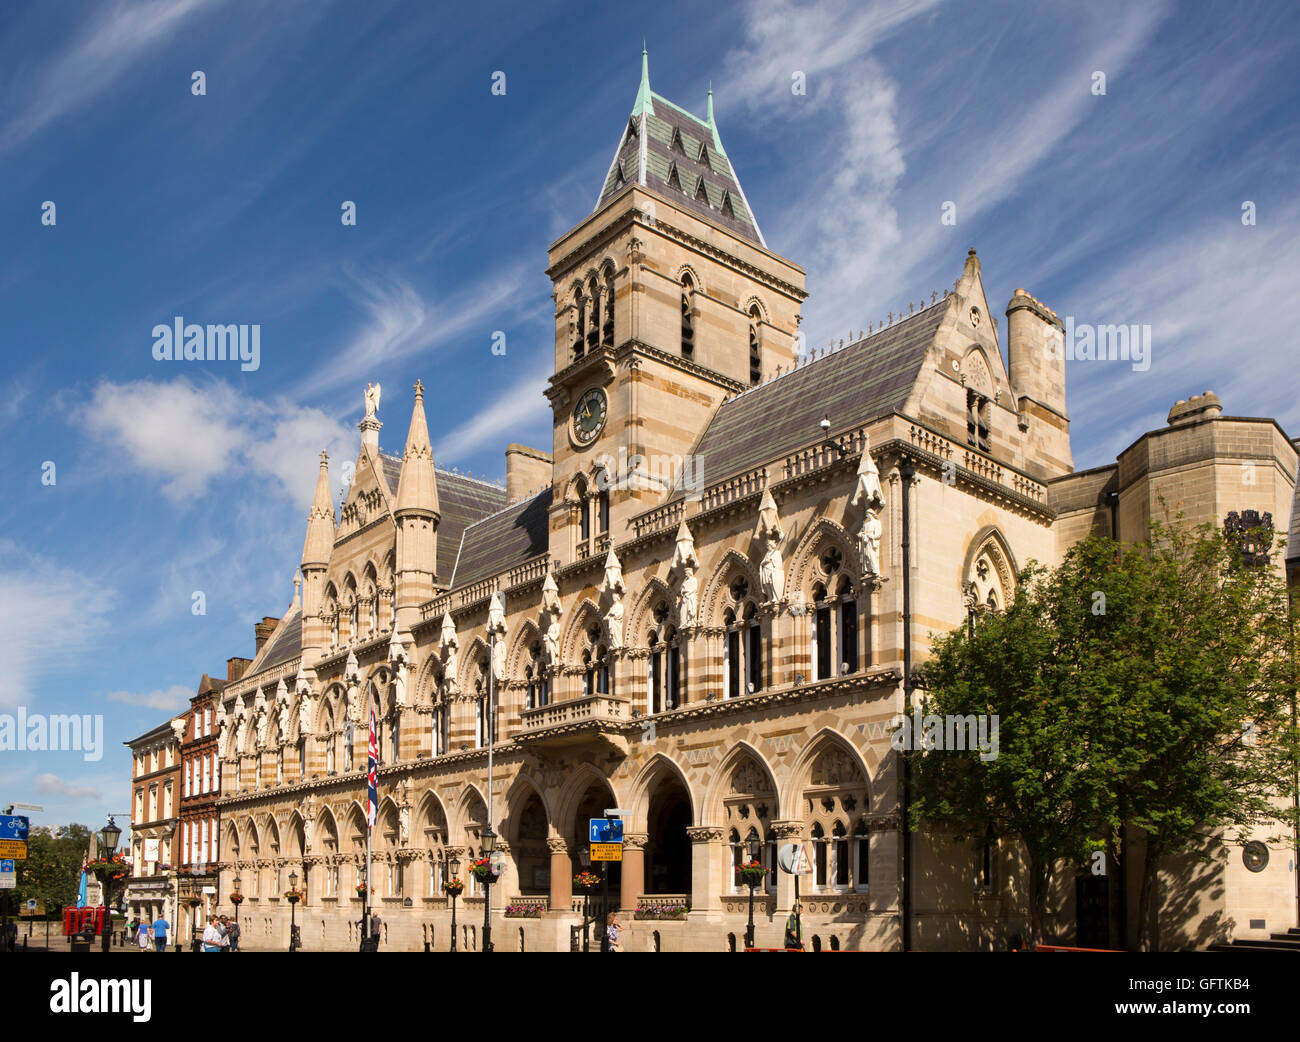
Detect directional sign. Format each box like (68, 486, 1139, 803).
(0, 840, 26, 860)
(589, 843, 623, 862)
(589, 818, 623, 844)
(0, 859, 14, 889)
(0, 815, 29, 841)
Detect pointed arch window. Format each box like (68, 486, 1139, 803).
(812, 822, 828, 887)
(647, 602, 681, 713)
(680, 274, 695, 360)
(967, 389, 991, 452)
(575, 477, 591, 543)
(853, 819, 870, 891)
(587, 277, 601, 353)
(602, 267, 615, 347)
(525, 641, 549, 710)
(574, 288, 586, 361)
(597, 487, 610, 534)
(748, 304, 762, 385)
(581, 625, 610, 697)
(474, 658, 490, 749)
(724, 577, 762, 696)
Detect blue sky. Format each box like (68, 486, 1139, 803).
(2, 0, 1298, 828)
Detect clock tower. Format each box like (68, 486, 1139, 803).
(545, 49, 807, 562)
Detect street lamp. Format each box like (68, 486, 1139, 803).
(287, 869, 300, 952)
(481, 827, 496, 953)
(97, 816, 122, 953)
(231, 874, 242, 940)
(448, 854, 460, 953)
(745, 834, 762, 950)
(577, 847, 592, 953)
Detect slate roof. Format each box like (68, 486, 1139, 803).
(687, 300, 946, 489)
(378, 455, 508, 580)
(1289, 438, 1300, 562)
(595, 57, 764, 246)
(256, 609, 302, 672)
(450, 487, 553, 590)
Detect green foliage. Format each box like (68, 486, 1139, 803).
(911, 512, 1299, 947)
(13, 824, 93, 913)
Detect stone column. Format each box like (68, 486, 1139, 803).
(685, 826, 724, 912)
(548, 837, 572, 912)
(771, 821, 804, 911)
(621, 833, 648, 912)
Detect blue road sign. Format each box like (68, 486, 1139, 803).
(0, 815, 28, 841)
(589, 818, 623, 844)
(0, 860, 14, 874)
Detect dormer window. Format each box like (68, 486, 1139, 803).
(670, 127, 686, 154)
(694, 177, 709, 204)
(666, 161, 682, 191)
(720, 191, 735, 218)
(697, 142, 712, 169)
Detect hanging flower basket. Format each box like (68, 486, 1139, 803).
(469, 857, 495, 883)
(284, 887, 304, 903)
(229, 892, 244, 906)
(441, 878, 464, 897)
(572, 871, 601, 891)
(186, 897, 202, 908)
(734, 860, 766, 887)
(88, 852, 132, 881)
(355, 883, 372, 899)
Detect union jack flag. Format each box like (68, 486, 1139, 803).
(366, 702, 378, 829)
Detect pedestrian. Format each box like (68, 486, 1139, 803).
(784, 902, 803, 950)
(605, 913, 622, 952)
(152, 913, 169, 953)
(137, 920, 151, 951)
(217, 915, 231, 951)
(201, 915, 223, 952)
(226, 917, 240, 952)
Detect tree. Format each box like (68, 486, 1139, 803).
(911, 515, 1299, 950)
(15, 824, 92, 913)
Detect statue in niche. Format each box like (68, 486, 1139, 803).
(858, 509, 883, 578)
(753, 489, 785, 603)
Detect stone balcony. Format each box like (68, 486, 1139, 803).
(516, 694, 631, 753)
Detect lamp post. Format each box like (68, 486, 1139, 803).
(744, 835, 762, 950)
(231, 874, 241, 942)
(287, 869, 299, 952)
(448, 855, 460, 952)
(577, 848, 592, 953)
(97, 816, 122, 953)
(481, 827, 496, 953)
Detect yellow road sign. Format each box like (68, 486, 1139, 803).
(590, 843, 623, 862)
(0, 840, 26, 859)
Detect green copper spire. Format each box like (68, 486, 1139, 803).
(634, 43, 653, 118)
(705, 81, 727, 157)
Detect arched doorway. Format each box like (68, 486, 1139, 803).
(512, 792, 549, 896)
(646, 776, 691, 895)
(571, 780, 621, 896)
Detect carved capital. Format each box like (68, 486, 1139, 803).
(546, 837, 570, 856)
(621, 832, 649, 851)
(771, 820, 804, 840)
(685, 825, 724, 844)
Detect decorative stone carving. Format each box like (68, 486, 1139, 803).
(487, 591, 508, 682)
(858, 509, 882, 578)
(170, 717, 186, 743)
(599, 549, 626, 649)
(621, 832, 649, 851)
(685, 826, 725, 843)
(398, 805, 411, 846)
(810, 747, 858, 787)
(388, 629, 410, 708)
(364, 381, 382, 420)
(753, 489, 785, 603)
(295, 665, 314, 738)
(439, 612, 460, 696)
(671, 520, 699, 572)
(850, 438, 886, 512)
(344, 650, 362, 723)
(677, 564, 699, 628)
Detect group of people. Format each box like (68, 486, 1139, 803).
(201, 914, 241, 951)
(127, 915, 170, 952)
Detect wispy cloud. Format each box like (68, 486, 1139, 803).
(106, 685, 192, 711)
(0, 0, 218, 155)
(0, 540, 115, 710)
(34, 773, 103, 800)
(435, 359, 552, 465)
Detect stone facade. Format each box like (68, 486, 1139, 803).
(127, 61, 1298, 952)
(123, 720, 181, 926)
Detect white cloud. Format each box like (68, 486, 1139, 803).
(81, 377, 353, 509)
(0, 541, 115, 710)
(105, 685, 193, 711)
(34, 773, 103, 800)
(435, 360, 552, 464)
(0, 0, 219, 155)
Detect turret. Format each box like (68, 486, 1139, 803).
(394, 381, 440, 633)
(300, 451, 336, 664)
(1006, 288, 1072, 477)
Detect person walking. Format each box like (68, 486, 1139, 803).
(137, 919, 151, 951)
(151, 913, 169, 953)
(784, 902, 803, 950)
(217, 916, 231, 951)
(605, 913, 623, 952)
(201, 915, 223, 952)
(226, 916, 240, 951)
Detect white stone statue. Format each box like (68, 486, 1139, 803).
(388, 629, 410, 708)
(859, 508, 883, 577)
(543, 616, 560, 665)
(439, 612, 460, 695)
(170, 717, 186, 744)
(364, 382, 382, 419)
(605, 590, 624, 649)
(215, 698, 226, 734)
(487, 591, 508, 682)
(850, 438, 886, 512)
(753, 489, 786, 603)
(234, 712, 247, 754)
(277, 700, 290, 739)
(255, 705, 268, 747)
(295, 665, 314, 737)
(344, 649, 362, 722)
(678, 563, 699, 628)
(398, 805, 411, 846)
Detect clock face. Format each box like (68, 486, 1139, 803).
(572, 387, 607, 445)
